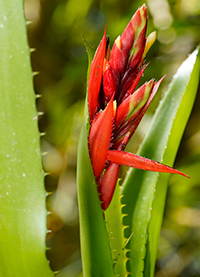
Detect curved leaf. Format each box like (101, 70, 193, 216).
(0, 1, 54, 276)
(144, 46, 200, 277)
(121, 46, 200, 276)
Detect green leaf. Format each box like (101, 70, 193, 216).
(145, 46, 200, 277)
(121, 46, 200, 276)
(0, 1, 53, 276)
(76, 44, 115, 276)
(104, 182, 128, 277)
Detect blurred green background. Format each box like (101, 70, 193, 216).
(24, 0, 200, 276)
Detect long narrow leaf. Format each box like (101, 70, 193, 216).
(121, 46, 200, 276)
(144, 47, 200, 277)
(0, 1, 54, 276)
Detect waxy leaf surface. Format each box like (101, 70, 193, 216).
(0, 1, 53, 276)
(121, 46, 200, 277)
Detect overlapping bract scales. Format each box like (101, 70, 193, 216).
(87, 5, 188, 210)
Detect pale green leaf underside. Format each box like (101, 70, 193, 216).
(0, 1, 53, 276)
(121, 47, 200, 276)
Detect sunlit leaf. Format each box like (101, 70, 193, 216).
(121, 46, 200, 276)
(0, 1, 54, 276)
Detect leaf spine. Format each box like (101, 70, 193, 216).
(32, 71, 39, 76)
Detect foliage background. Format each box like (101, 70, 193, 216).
(24, 0, 200, 276)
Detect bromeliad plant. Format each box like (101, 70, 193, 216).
(0, 1, 199, 277)
(77, 4, 200, 277)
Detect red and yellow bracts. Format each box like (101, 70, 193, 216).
(88, 5, 188, 210)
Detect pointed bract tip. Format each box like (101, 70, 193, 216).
(115, 36, 121, 50)
(107, 150, 190, 179)
(88, 31, 107, 121)
(152, 75, 166, 93)
(104, 25, 107, 35)
(140, 4, 147, 12)
(113, 100, 117, 117)
(130, 4, 147, 31)
(173, 169, 190, 178)
(142, 31, 156, 59)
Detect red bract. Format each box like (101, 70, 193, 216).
(88, 28, 107, 122)
(88, 5, 189, 210)
(107, 151, 189, 177)
(88, 97, 115, 177)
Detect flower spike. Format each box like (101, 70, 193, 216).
(87, 6, 189, 210)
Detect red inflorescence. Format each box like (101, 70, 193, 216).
(87, 5, 189, 210)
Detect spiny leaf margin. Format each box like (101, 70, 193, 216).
(0, 0, 54, 276)
(105, 181, 128, 276)
(144, 46, 200, 277)
(121, 46, 200, 276)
